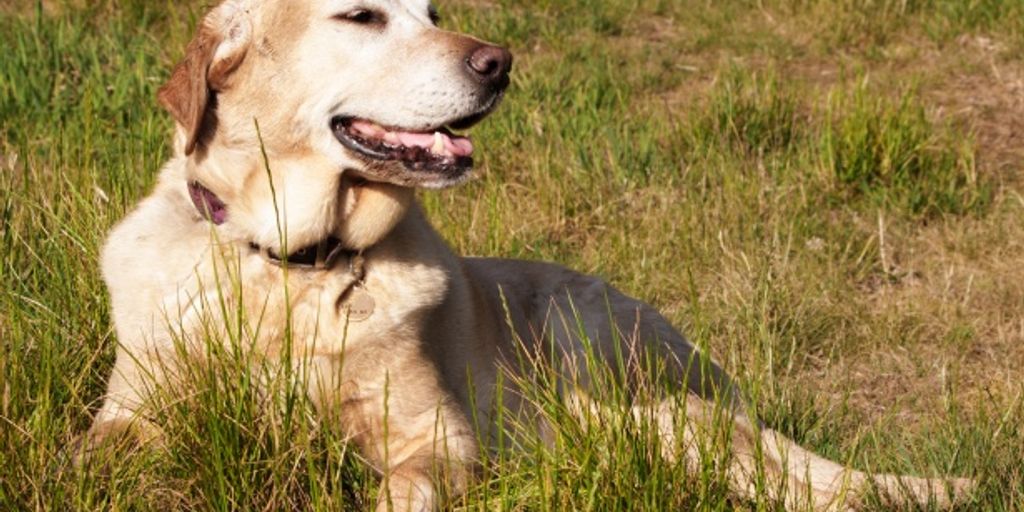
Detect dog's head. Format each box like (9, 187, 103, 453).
(159, 0, 510, 250)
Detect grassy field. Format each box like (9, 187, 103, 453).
(2, 0, 1024, 510)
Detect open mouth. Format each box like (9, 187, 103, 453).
(331, 116, 476, 185)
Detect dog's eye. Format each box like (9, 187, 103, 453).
(335, 8, 386, 26)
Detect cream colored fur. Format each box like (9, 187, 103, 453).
(84, 0, 972, 510)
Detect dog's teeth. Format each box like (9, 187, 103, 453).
(431, 132, 446, 155)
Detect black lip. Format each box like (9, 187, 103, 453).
(331, 118, 392, 160)
(330, 117, 474, 179)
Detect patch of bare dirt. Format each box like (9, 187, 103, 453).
(928, 36, 1024, 180)
(797, 202, 1024, 427)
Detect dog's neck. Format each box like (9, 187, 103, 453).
(188, 179, 356, 269)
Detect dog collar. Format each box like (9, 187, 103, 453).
(188, 180, 354, 271)
(247, 237, 351, 270)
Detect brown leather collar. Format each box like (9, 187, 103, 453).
(189, 180, 354, 270)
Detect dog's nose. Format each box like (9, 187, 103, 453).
(465, 44, 512, 88)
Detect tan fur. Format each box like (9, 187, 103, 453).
(85, 1, 973, 510)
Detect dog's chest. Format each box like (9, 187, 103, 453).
(162, 243, 449, 358)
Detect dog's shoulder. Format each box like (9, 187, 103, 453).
(102, 159, 207, 281)
(100, 158, 220, 335)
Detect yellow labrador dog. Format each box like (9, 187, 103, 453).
(86, 0, 971, 510)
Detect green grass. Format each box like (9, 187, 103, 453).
(3, 0, 1024, 510)
(820, 82, 987, 216)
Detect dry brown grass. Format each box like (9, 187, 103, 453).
(608, 3, 1024, 432)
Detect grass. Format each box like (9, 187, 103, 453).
(820, 81, 986, 216)
(2, 0, 1024, 510)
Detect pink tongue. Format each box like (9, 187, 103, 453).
(448, 137, 474, 156)
(350, 119, 386, 138)
(352, 120, 474, 157)
(396, 132, 436, 149)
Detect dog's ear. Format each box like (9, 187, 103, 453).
(158, 3, 251, 155)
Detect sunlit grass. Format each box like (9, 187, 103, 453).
(2, 0, 1023, 510)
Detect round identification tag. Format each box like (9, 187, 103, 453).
(343, 287, 375, 322)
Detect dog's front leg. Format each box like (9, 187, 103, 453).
(371, 399, 476, 512)
(311, 353, 477, 512)
(77, 346, 171, 463)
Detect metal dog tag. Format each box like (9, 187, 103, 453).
(342, 287, 375, 322)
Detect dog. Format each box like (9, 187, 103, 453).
(83, 0, 972, 510)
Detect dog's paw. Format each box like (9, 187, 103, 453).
(68, 417, 163, 470)
(375, 471, 436, 512)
